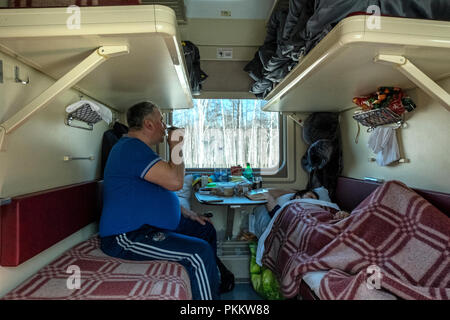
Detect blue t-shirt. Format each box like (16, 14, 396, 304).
(99, 136, 181, 237)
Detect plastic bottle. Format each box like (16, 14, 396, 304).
(201, 175, 209, 187)
(243, 163, 253, 181)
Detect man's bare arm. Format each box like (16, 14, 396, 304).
(144, 161, 184, 191)
(144, 129, 185, 191)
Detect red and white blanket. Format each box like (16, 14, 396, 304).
(2, 237, 192, 300)
(262, 180, 450, 300)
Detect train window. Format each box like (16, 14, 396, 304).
(171, 99, 281, 173)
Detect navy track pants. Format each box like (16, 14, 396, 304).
(100, 216, 220, 300)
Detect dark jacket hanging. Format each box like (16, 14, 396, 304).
(101, 122, 129, 178)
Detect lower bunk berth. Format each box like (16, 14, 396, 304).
(258, 178, 450, 300)
(1, 236, 192, 300)
(0, 181, 192, 300)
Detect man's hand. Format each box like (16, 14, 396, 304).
(181, 206, 211, 226)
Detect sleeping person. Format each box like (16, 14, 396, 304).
(251, 187, 350, 266)
(256, 188, 350, 238)
(291, 190, 350, 220)
(265, 189, 320, 219)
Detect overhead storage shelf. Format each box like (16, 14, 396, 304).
(262, 15, 450, 113)
(0, 5, 193, 112)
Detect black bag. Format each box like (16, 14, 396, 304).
(182, 41, 208, 95)
(301, 112, 342, 200)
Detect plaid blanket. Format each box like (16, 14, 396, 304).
(262, 181, 450, 300)
(2, 236, 192, 300)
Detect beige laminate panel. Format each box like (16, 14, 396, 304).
(0, 5, 193, 111)
(263, 15, 450, 112)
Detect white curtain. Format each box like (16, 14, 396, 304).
(173, 99, 279, 169)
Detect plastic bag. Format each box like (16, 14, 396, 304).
(352, 87, 416, 115)
(248, 242, 284, 300)
(367, 126, 400, 166)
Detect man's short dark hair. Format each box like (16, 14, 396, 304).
(127, 101, 158, 130)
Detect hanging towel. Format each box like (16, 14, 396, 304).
(367, 126, 400, 166)
(66, 100, 113, 125)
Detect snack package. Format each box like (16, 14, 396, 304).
(353, 87, 416, 115)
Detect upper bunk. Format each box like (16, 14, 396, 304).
(0, 5, 193, 112)
(261, 15, 450, 113)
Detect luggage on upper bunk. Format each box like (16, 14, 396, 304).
(279, 0, 315, 61)
(244, 0, 450, 99)
(182, 41, 208, 96)
(304, 0, 450, 54)
(244, 8, 290, 98)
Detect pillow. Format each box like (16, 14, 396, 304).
(313, 186, 332, 203)
(176, 174, 194, 209)
(276, 193, 295, 207)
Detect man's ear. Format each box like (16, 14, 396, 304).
(143, 118, 154, 131)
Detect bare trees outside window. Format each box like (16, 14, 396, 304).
(173, 99, 280, 169)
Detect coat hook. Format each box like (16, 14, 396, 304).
(287, 113, 304, 127)
(15, 66, 30, 85)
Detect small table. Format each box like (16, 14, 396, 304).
(194, 192, 267, 240)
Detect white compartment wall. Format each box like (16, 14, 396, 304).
(0, 51, 107, 297)
(340, 77, 450, 193)
(0, 52, 110, 198)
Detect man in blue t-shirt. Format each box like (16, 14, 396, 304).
(99, 101, 232, 300)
